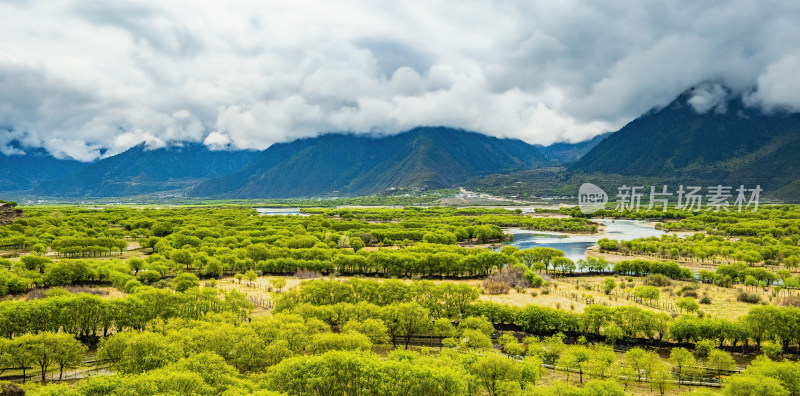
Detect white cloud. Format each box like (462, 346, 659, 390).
(688, 83, 731, 114)
(202, 131, 231, 150)
(0, 0, 798, 160)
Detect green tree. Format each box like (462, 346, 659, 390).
(603, 278, 617, 295)
(305, 332, 372, 354)
(127, 258, 145, 274)
(633, 285, 659, 302)
(380, 302, 432, 348)
(28, 334, 55, 382)
(723, 374, 788, 396)
(470, 352, 521, 396)
(669, 347, 697, 386)
(676, 297, 700, 314)
(762, 342, 783, 360)
(203, 260, 223, 279)
(172, 272, 200, 292)
(244, 270, 258, 287)
(99, 332, 182, 375)
(270, 278, 287, 293)
(342, 319, 390, 345)
(557, 345, 591, 383)
(171, 249, 194, 270)
(707, 349, 736, 380)
(7, 335, 35, 382)
(51, 333, 88, 380)
(457, 316, 494, 336)
(349, 237, 365, 252)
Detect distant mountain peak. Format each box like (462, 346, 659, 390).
(572, 86, 800, 196)
(191, 126, 548, 198)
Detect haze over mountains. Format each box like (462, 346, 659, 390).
(2, 86, 799, 201)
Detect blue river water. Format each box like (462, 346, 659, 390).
(254, 209, 664, 262)
(255, 208, 306, 216)
(502, 219, 665, 261)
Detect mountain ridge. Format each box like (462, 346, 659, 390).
(35, 143, 260, 197)
(191, 127, 549, 198)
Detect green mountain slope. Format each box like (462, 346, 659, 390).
(0, 148, 85, 191)
(38, 143, 259, 197)
(191, 127, 548, 198)
(535, 132, 610, 164)
(468, 88, 800, 201)
(572, 92, 800, 178)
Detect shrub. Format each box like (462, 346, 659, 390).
(530, 291, 538, 297)
(483, 281, 511, 295)
(644, 274, 672, 287)
(762, 341, 783, 360)
(682, 290, 699, 298)
(699, 295, 712, 304)
(695, 339, 715, 357)
(736, 292, 761, 304)
(294, 270, 321, 279)
(780, 295, 800, 308)
(486, 266, 530, 289)
(524, 270, 543, 287)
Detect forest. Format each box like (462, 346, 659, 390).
(1, 204, 799, 395)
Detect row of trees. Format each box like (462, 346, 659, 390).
(0, 332, 86, 381)
(273, 278, 800, 349)
(274, 279, 480, 319)
(599, 232, 800, 268)
(0, 287, 252, 339)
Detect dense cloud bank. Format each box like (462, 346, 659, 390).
(1, 0, 799, 161)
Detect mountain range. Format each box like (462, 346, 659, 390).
(191, 127, 547, 198)
(2, 84, 799, 201)
(0, 148, 84, 192)
(32, 143, 259, 197)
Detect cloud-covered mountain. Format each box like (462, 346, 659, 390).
(571, 86, 800, 197)
(190, 127, 548, 198)
(0, 148, 84, 191)
(36, 143, 259, 197)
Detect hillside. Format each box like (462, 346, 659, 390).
(0, 148, 85, 191)
(38, 143, 259, 197)
(467, 88, 800, 201)
(572, 90, 800, 183)
(191, 127, 548, 198)
(535, 132, 610, 164)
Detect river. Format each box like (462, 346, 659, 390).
(502, 219, 665, 261)
(255, 208, 306, 216)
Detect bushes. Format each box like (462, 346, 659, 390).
(682, 289, 699, 298)
(644, 274, 672, 287)
(780, 295, 800, 308)
(305, 332, 372, 354)
(294, 270, 322, 279)
(737, 292, 762, 304)
(482, 281, 511, 295)
(485, 265, 530, 288)
(612, 259, 692, 279)
(265, 350, 471, 396)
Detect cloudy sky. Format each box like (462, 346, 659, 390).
(1, 0, 799, 161)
